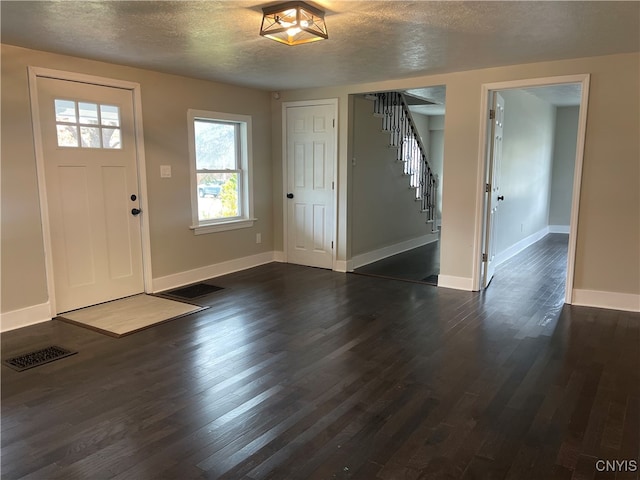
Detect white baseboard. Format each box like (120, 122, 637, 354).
(1, 302, 52, 332)
(572, 289, 640, 312)
(334, 260, 348, 273)
(549, 225, 570, 234)
(152, 251, 277, 293)
(2, 252, 279, 332)
(494, 227, 551, 268)
(437, 275, 474, 291)
(349, 233, 439, 271)
(271, 251, 347, 273)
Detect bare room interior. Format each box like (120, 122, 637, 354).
(1, 2, 639, 479)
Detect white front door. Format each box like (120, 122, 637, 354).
(285, 103, 336, 269)
(36, 76, 144, 313)
(483, 92, 505, 288)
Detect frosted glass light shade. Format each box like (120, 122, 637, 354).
(260, 1, 328, 46)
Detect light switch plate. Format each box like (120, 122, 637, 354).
(160, 165, 172, 178)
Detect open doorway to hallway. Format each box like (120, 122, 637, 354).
(349, 86, 445, 285)
(479, 78, 588, 302)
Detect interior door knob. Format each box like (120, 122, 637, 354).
(286, 193, 294, 199)
(131, 208, 142, 216)
(497, 195, 504, 201)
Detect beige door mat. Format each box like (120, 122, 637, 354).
(57, 294, 207, 337)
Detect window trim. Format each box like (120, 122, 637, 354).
(187, 109, 255, 234)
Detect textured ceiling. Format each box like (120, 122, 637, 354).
(1, 1, 638, 91)
(521, 84, 583, 107)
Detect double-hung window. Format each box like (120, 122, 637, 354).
(187, 109, 254, 234)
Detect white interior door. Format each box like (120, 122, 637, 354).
(285, 103, 336, 269)
(36, 76, 144, 313)
(483, 92, 505, 288)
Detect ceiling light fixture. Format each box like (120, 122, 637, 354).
(260, 1, 328, 46)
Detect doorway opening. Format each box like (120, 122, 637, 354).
(349, 86, 446, 285)
(476, 75, 590, 304)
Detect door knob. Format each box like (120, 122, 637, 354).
(286, 193, 294, 199)
(131, 208, 142, 216)
(497, 195, 504, 201)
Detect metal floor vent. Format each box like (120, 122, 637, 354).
(165, 283, 223, 300)
(3, 346, 77, 372)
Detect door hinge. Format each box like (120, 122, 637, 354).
(332, 119, 335, 128)
(482, 253, 488, 262)
(332, 181, 335, 190)
(485, 183, 490, 193)
(489, 109, 495, 120)
(331, 241, 334, 249)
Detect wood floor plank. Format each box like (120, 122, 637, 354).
(2, 234, 639, 479)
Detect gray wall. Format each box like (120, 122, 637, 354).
(1, 44, 273, 313)
(271, 53, 639, 296)
(494, 93, 578, 257)
(2, 44, 638, 314)
(351, 95, 432, 256)
(428, 116, 445, 223)
(496, 90, 556, 254)
(549, 106, 579, 226)
(411, 112, 430, 153)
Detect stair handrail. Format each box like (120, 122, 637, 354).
(372, 91, 439, 227)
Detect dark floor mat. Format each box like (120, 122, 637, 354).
(3, 346, 77, 372)
(164, 283, 224, 300)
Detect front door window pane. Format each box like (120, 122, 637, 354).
(78, 102, 99, 125)
(55, 99, 77, 123)
(56, 124, 79, 147)
(100, 105, 120, 126)
(80, 127, 101, 148)
(102, 128, 121, 149)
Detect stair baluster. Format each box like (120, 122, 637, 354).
(370, 92, 438, 231)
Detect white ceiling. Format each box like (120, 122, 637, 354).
(520, 84, 583, 107)
(407, 86, 447, 115)
(1, 1, 638, 92)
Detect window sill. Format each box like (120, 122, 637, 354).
(190, 218, 257, 235)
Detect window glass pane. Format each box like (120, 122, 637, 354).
(80, 127, 101, 148)
(194, 120, 236, 170)
(78, 102, 99, 125)
(56, 124, 79, 147)
(197, 172, 239, 221)
(102, 128, 122, 149)
(100, 105, 120, 126)
(55, 99, 77, 123)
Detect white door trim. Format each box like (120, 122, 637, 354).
(281, 98, 338, 270)
(473, 73, 590, 304)
(28, 66, 152, 316)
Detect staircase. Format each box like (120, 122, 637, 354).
(369, 92, 439, 232)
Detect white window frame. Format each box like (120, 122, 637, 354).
(187, 109, 255, 234)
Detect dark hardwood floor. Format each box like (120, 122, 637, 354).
(353, 238, 440, 285)
(2, 234, 639, 479)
